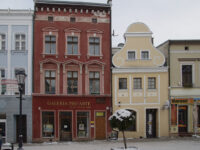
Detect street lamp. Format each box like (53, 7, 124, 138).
(16, 70, 26, 150)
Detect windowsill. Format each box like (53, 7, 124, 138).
(147, 89, 157, 91)
(65, 54, 80, 59)
(42, 53, 58, 58)
(140, 58, 152, 60)
(119, 89, 128, 91)
(133, 88, 143, 91)
(0, 50, 7, 54)
(126, 59, 136, 61)
(11, 50, 28, 54)
(87, 55, 103, 59)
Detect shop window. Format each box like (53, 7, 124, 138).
(148, 77, 156, 89)
(0, 34, 6, 50)
(15, 68, 25, 94)
(133, 78, 142, 89)
(42, 112, 54, 137)
(182, 65, 192, 87)
(89, 37, 100, 56)
(45, 70, 56, 94)
(45, 35, 56, 54)
(89, 71, 100, 95)
(119, 78, 127, 90)
(128, 51, 135, 60)
(67, 36, 78, 55)
(67, 71, 78, 94)
(141, 51, 149, 60)
(0, 114, 6, 143)
(15, 34, 26, 50)
(125, 109, 136, 131)
(77, 112, 89, 138)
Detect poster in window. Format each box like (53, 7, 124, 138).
(79, 123, 84, 130)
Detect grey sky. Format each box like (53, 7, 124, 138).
(1, 0, 200, 46)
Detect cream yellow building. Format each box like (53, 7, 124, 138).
(112, 22, 169, 138)
(158, 40, 200, 136)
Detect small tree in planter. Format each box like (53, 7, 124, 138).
(109, 109, 136, 149)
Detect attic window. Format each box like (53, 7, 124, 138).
(184, 46, 189, 50)
(70, 17, 76, 23)
(92, 18, 97, 23)
(48, 16, 53, 22)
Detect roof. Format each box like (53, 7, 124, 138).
(35, 0, 111, 8)
(157, 39, 200, 48)
(126, 22, 152, 33)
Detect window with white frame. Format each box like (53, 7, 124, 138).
(141, 51, 149, 59)
(148, 77, 156, 89)
(0, 34, 6, 50)
(128, 51, 135, 60)
(0, 69, 5, 78)
(182, 65, 192, 87)
(15, 34, 26, 50)
(89, 37, 100, 56)
(67, 36, 78, 55)
(45, 70, 56, 94)
(67, 71, 78, 94)
(89, 71, 100, 95)
(45, 35, 56, 54)
(119, 78, 127, 89)
(133, 78, 142, 89)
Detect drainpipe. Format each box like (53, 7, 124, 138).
(168, 40, 171, 137)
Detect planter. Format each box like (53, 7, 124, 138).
(111, 146, 138, 150)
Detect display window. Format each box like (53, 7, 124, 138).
(42, 111, 55, 137)
(77, 112, 89, 138)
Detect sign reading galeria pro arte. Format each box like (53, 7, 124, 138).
(47, 101, 91, 108)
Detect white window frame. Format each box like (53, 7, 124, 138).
(141, 50, 150, 60)
(0, 33, 6, 50)
(180, 62, 195, 86)
(15, 33, 26, 50)
(127, 50, 136, 60)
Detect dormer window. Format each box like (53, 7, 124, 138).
(128, 51, 135, 60)
(141, 51, 149, 60)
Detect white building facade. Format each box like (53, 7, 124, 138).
(0, 9, 33, 143)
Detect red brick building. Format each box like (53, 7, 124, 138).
(33, 0, 112, 142)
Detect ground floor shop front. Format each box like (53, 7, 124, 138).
(0, 96, 32, 143)
(32, 95, 112, 142)
(170, 97, 200, 136)
(112, 105, 169, 139)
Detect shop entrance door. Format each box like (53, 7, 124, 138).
(59, 112, 72, 141)
(146, 109, 157, 138)
(95, 112, 106, 140)
(16, 115, 27, 143)
(178, 106, 188, 133)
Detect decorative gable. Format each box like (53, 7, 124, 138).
(112, 22, 165, 68)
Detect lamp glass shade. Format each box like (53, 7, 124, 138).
(16, 71, 26, 85)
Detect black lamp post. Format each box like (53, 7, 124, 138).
(16, 70, 26, 150)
